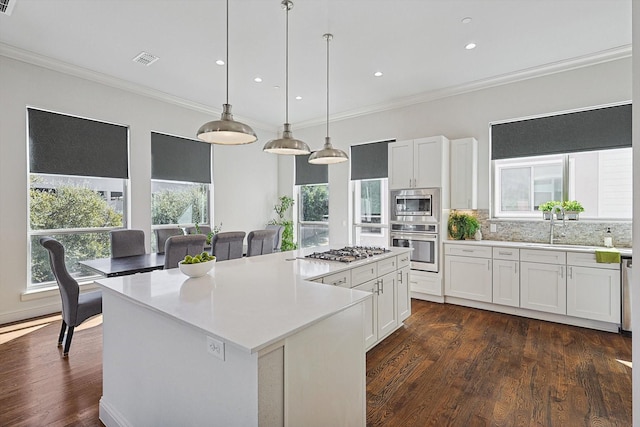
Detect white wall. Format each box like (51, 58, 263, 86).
(291, 58, 632, 247)
(0, 56, 279, 323)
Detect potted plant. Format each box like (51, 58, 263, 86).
(447, 211, 480, 240)
(269, 195, 297, 251)
(561, 200, 584, 220)
(538, 200, 562, 220)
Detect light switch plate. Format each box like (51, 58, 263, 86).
(207, 336, 225, 361)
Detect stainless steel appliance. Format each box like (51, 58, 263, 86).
(305, 246, 390, 263)
(621, 257, 632, 333)
(390, 188, 440, 223)
(390, 188, 441, 272)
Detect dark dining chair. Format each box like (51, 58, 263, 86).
(154, 228, 184, 254)
(39, 237, 102, 357)
(110, 229, 145, 258)
(163, 234, 207, 269)
(246, 229, 278, 257)
(211, 231, 246, 261)
(265, 224, 285, 251)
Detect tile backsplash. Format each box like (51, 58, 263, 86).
(456, 210, 632, 248)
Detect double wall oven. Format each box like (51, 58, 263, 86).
(390, 188, 440, 272)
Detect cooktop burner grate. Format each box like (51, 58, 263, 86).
(305, 246, 390, 263)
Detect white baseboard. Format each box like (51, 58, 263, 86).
(100, 398, 131, 427)
(411, 292, 444, 303)
(0, 303, 61, 325)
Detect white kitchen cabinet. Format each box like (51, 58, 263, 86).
(354, 280, 378, 350)
(450, 137, 478, 209)
(444, 248, 492, 302)
(377, 271, 398, 338)
(409, 269, 442, 296)
(492, 247, 519, 307)
(397, 266, 411, 321)
(520, 261, 566, 315)
(388, 136, 449, 190)
(566, 252, 620, 323)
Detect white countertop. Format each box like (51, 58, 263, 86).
(443, 239, 632, 257)
(96, 247, 410, 354)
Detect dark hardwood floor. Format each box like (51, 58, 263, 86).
(0, 300, 632, 426)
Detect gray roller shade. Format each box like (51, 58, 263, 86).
(28, 108, 129, 179)
(151, 132, 211, 184)
(350, 140, 393, 180)
(295, 154, 328, 185)
(491, 103, 632, 160)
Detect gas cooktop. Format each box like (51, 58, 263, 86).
(305, 246, 390, 263)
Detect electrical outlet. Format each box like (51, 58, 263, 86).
(207, 336, 225, 361)
(490, 224, 497, 233)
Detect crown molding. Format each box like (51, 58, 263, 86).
(0, 42, 274, 133)
(296, 45, 632, 129)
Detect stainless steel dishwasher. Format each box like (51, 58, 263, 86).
(621, 257, 632, 333)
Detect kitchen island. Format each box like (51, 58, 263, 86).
(96, 246, 410, 427)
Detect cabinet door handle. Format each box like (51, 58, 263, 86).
(401, 256, 409, 262)
(375, 279, 381, 295)
(568, 266, 572, 279)
(488, 260, 491, 271)
(560, 266, 564, 279)
(498, 251, 512, 256)
(514, 262, 518, 275)
(398, 271, 403, 283)
(462, 249, 474, 253)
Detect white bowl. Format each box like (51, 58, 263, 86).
(178, 258, 216, 278)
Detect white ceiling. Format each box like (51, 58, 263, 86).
(0, 0, 632, 131)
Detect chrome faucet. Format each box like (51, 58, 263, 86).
(549, 204, 565, 244)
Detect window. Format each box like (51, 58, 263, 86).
(491, 104, 632, 220)
(295, 154, 329, 248)
(27, 108, 129, 289)
(151, 132, 212, 251)
(350, 140, 393, 246)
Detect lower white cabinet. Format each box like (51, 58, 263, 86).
(567, 265, 621, 323)
(377, 271, 398, 338)
(354, 280, 378, 350)
(397, 266, 411, 322)
(409, 269, 442, 296)
(444, 255, 492, 302)
(520, 261, 566, 315)
(492, 259, 519, 307)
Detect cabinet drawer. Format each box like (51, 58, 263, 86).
(566, 252, 620, 270)
(520, 249, 566, 265)
(322, 271, 351, 288)
(445, 244, 492, 258)
(493, 247, 519, 261)
(397, 252, 411, 269)
(377, 256, 398, 276)
(351, 263, 377, 287)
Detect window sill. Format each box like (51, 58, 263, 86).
(21, 280, 100, 302)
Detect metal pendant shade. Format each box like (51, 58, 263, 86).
(308, 33, 348, 165)
(197, 0, 257, 145)
(263, 0, 310, 155)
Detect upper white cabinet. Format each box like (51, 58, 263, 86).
(450, 137, 478, 209)
(388, 136, 450, 190)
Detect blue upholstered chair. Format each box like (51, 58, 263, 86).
(246, 229, 278, 257)
(110, 229, 145, 258)
(211, 231, 246, 261)
(163, 234, 207, 269)
(39, 237, 103, 357)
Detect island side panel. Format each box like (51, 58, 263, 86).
(284, 301, 366, 427)
(99, 291, 260, 427)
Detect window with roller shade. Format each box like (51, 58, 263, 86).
(151, 132, 212, 251)
(491, 103, 632, 219)
(27, 108, 129, 288)
(350, 140, 393, 246)
(295, 154, 329, 248)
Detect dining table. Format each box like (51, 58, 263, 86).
(79, 253, 165, 277)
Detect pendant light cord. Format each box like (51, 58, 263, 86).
(326, 34, 330, 139)
(225, 0, 229, 105)
(285, 1, 289, 124)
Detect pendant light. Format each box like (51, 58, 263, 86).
(263, 0, 310, 155)
(197, 0, 257, 145)
(308, 33, 348, 165)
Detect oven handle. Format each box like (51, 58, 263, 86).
(391, 233, 438, 242)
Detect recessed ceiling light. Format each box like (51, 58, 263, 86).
(465, 42, 477, 50)
(215, 59, 225, 66)
(254, 77, 263, 83)
(374, 71, 383, 77)
(295, 96, 302, 100)
(461, 17, 472, 24)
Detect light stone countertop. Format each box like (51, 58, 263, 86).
(443, 239, 632, 257)
(96, 246, 411, 354)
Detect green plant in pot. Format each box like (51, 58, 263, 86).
(447, 211, 480, 240)
(269, 195, 297, 251)
(561, 200, 584, 220)
(538, 200, 562, 220)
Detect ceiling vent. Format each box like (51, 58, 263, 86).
(132, 52, 159, 66)
(0, 0, 17, 15)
